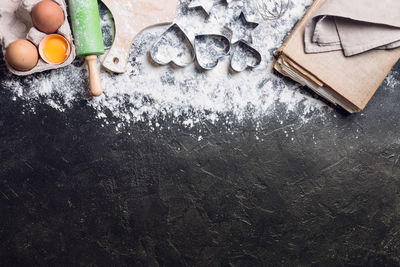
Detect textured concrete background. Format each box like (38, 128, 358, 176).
(1, 1, 400, 266)
(1, 63, 400, 266)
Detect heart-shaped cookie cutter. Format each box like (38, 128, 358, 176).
(194, 34, 231, 70)
(149, 23, 195, 68)
(230, 40, 262, 72)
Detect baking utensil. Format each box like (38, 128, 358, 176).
(225, 12, 259, 44)
(69, 0, 104, 96)
(230, 40, 262, 72)
(194, 34, 231, 70)
(255, 0, 290, 21)
(100, 0, 179, 74)
(150, 24, 195, 68)
(188, 0, 217, 16)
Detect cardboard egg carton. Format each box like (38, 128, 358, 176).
(0, 0, 76, 76)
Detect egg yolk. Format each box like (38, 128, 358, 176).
(42, 35, 69, 64)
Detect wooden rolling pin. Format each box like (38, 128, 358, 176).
(68, 0, 105, 96)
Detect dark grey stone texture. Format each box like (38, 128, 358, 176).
(1, 1, 400, 266)
(1, 60, 400, 266)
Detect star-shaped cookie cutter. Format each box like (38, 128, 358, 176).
(225, 12, 259, 44)
(188, 0, 219, 16)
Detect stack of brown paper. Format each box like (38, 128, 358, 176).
(274, 0, 400, 113)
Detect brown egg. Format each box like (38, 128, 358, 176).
(32, 0, 65, 34)
(6, 40, 39, 71)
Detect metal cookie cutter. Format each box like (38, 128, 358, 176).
(149, 24, 195, 68)
(225, 12, 259, 44)
(188, 0, 215, 16)
(194, 34, 231, 70)
(230, 40, 262, 72)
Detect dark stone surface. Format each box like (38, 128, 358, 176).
(1, 64, 400, 266)
(1, 6, 400, 263)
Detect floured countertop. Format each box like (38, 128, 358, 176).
(0, 0, 399, 132)
(2, 2, 400, 265)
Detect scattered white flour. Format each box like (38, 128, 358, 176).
(384, 70, 400, 91)
(1, 0, 334, 129)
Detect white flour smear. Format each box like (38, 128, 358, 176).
(1, 0, 336, 127)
